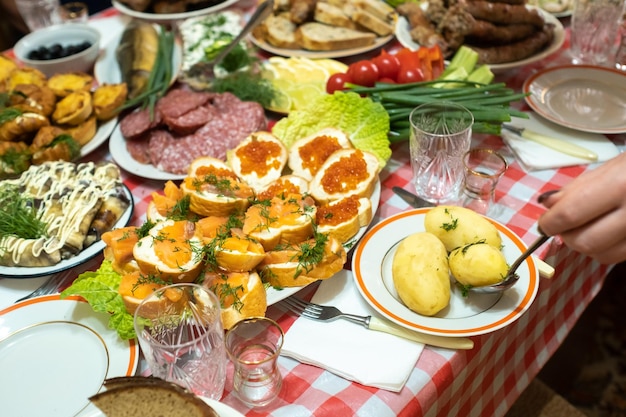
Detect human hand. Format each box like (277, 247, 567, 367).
(538, 152, 626, 264)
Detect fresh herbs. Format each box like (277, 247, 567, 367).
(0, 108, 23, 125)
(0, 184, 47, 239)
(211, 71, 276, 109)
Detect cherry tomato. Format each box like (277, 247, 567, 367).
(396, 66, 425, 84)
(371, 50, 400, 81)
(378, 77, 397, 84)
(326, 72, 353, 94)
(347, 60, 379, 87)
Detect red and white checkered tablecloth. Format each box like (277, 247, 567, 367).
(5, 8, 625, 416)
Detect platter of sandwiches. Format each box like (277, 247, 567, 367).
(251, 0, 397, 58)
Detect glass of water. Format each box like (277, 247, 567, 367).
(225, 317, 284, 408)
(409, 101, 474, 204)
(134, 283, 227, 400)
(15, 0, 60, 32)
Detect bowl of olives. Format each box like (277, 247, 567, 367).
(14, 23, 101, 78)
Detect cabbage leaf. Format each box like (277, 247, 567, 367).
(272, 92, 391, 167)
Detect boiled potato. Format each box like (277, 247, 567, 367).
(424, 206, 502, 252)
(392, 232, 450, 316)
(449, 242, 509, 287)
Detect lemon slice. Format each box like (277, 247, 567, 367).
(269, 89, 292, 114)
(287, 83, 325, 110)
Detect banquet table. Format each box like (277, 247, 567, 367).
(2, 6, 625, 417)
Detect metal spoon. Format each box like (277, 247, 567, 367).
(183, 0, 273, 85)
(468, 232, 550, 294)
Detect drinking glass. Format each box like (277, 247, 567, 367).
(58, 2, 89, 23)
(409, 101, 474, 204)
(15, 0, 60, 32)
(225, 317, 284, 408)
(460, 148, 507, 216)
(133, 283, 227, 400)
(570, 0, 626, 65)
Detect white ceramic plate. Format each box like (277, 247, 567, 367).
(0, 185, 134, 278)
(109, 123, 186, 181)
(395, 7, 565, 73)
(93, 23, 183, 86)
(0, 295, 139, 417)
(250, 33, 394, 59)
(112, 0, 240, 23)
(523, 65, 626, 134)
(266, 180, 382, 305)
(352, 208, 539, 337)
(81, 117, 118, 157)
(200, 398, 245, 417)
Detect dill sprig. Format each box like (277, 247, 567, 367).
(0, 184, 48, 239)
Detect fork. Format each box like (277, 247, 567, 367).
(280, 297, 474, 350)
(14, 268, 76, 303)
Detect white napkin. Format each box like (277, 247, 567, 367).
(501, 113, 620, 171)
(281, 270, 424, 392)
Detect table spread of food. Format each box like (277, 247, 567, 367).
(1, 0, 621, 415)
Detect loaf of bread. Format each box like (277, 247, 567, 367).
(90, 377, 219, 417)
(295, 22, 377, 51)
(314, 2, 357, 30)
(352, 9, 394, 36)
(256, 12, 300, 49)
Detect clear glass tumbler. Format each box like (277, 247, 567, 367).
(133, 283, 227, 400)
(58, 2, 89, 23)
(570, 0, 626, 65)
(15, 0, 60, 32)
(225, 317, 284, 408)
(460, 148, 507, 216)
(409, 101, 474, 204)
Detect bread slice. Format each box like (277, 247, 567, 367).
(316, 195, 372, 244)
(229, 131, 288, 192)
(314, 2, 356, 30)
(309, 148, 380, 204)
(256, 174, 310, 200)
(288, 127, 353, 181)
(262, 13, 300, 49)
(206, 271, 267, 330)
(352, 9, 394, 36)
(295, 22, 376, 51)
(181, 157, 253, 217)
(353, 0, 395, 22)
(90, 377, 219, 417)
(258, 235, 347, 287)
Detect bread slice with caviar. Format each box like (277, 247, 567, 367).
(288, 127, 353, 182)
(316, 195, 372, 244)
(229, 131, 288, 192)
(256, 174, 310, 200)
(295, 22, 377, 51)
(90, 377, 219, 417)
(309, 148, 380, 204)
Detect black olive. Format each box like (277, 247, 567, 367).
(26, 40, 93, 61)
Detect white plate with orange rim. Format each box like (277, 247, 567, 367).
(352, 208, 539, 337)
(0, 295, 139, 417)
(395, 6, 565, 73)
(523, 65, 626, 134)
(112, 0, 240, 23)
(265, 179, 382, 305)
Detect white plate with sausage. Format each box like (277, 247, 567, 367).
(395, 5, 565, 73)
(352, 208, 539, 337)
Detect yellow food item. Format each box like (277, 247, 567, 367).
(0, 54, 17, 85)
(52, 90, 93, 126)
(92, 83, 128, 121)
(4, 67, 46, 91)
(47, 72, 93, 97)
(424, 206, 502, 252)
(392, 232, 450, 316)
(449, 242, 509, 287)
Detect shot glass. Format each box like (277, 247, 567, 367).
(58, 2, 89, 23)
(133, 283, 227, 400)
(225, 317, 284, 408)
(409, 101, 474, 204)
(460, 148, 507, 216)
(570, 0, 625, 66)
(15, 0, 60, 31)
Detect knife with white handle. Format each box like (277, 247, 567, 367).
(502, 124, 598, 161)
(368, 316, 474, 349)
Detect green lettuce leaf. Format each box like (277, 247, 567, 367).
(60, 261, 135, 340)
(272, 91, 391, 167)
